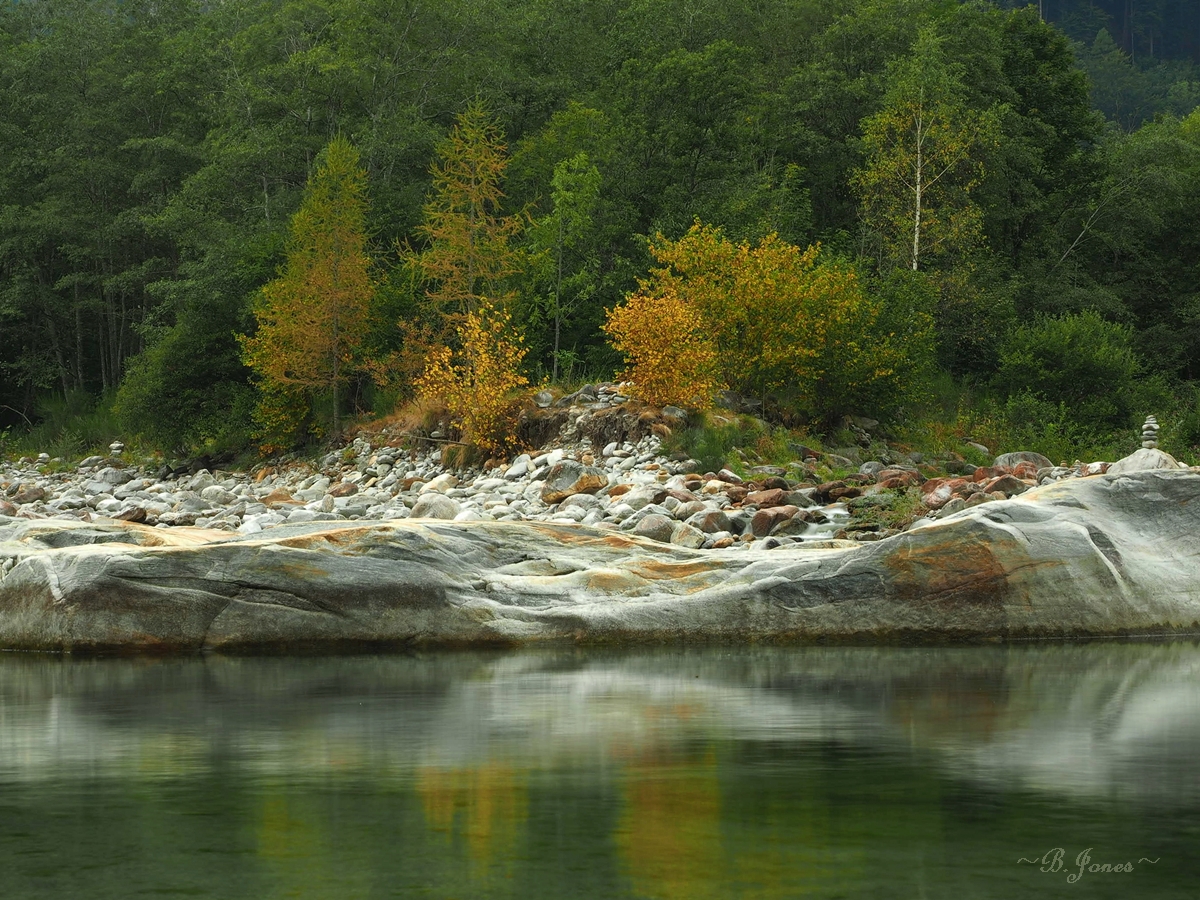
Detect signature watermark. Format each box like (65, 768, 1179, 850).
(1018, 848, 1159, 883)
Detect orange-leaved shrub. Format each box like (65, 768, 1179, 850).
(416, 299, 529, 454)
(618, 223, 929, 421)
(602, 286, 719, 409)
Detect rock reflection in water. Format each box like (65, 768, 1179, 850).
(0, 642, 1196, 899)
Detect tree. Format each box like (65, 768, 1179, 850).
(417, 101, 522, 324)
(528, 152, 601, 381)
(602, 286, 719, 409)
(416, 298, 529, 455)
(613, 223, 929, 421)
(854, 29, 1000, 272)
(410, 103, 530, 454)
(240, 136, 373, 447)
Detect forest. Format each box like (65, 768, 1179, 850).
(3, 0, 1200, 461)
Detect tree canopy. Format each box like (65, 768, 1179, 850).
(2, 0, 1199, 453)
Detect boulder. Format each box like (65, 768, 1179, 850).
(540, 461, 608, 504)
(670, 522, 706, 549)
(994, 451, 1053, 470)
(983, 474, 1031, 497)
(11, 485, 46, 505)
(921, 477, 970, 510)
(418, 473, 459, 494)
(685, 509, 732, 534)
(1106, 448, 1185, 476)
(409, 494, 461, 520)
(260, 489, 299, 509)
(633, 513, 675, 543)
(876, 468, 922, 487)
(749, 506, 799, 538)
(623, 486, 668, 511)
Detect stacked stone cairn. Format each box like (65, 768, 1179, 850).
(1141, 415, 1159, 449)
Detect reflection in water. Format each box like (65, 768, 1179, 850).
(417, 763, 528, 877)
(617, 751, 723, 900)
(0, 642, 1196, 898)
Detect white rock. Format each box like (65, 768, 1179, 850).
(419, 472, 459, 494)
(1106, 448, 1185, 476)
(505, 455, 532, 480)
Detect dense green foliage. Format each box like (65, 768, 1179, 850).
(2, 0, 1200, 457)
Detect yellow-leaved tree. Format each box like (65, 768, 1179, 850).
(607, 223, 929, 420)
(410, 103, 529, 454)
(240, 136, 373, 449)
(416, 298, 528, 454)
(418, 101, 522, 322)
(602, 285, 719, 408)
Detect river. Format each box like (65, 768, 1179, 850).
(0, 642, 1196, 898)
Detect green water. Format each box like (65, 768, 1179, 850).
(0, 643, 1196, 899)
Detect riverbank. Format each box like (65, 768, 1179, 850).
(1, 464, 1198, 652)
(0, 393, 1176, 550)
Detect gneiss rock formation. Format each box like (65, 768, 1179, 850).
(1, 459, 1198, 652)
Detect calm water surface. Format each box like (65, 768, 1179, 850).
(0, 642, 1197, 899)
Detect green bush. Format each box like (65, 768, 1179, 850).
(5, 390, 124, 460)
(993, 311, 1145, 430)
(663, 414, 770, 473)
(116, 311, 255, 455)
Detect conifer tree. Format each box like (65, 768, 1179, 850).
(411, 103, 530, 454)
(418, 101, 522, 323)
(241, 136, 373, 448)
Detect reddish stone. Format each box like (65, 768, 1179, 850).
(716, 468, 743, 484)
(971, 465, 1009, 483)
(692, 510, 733, 534)
(665, 488, 700, 504)
(744, 488, 787, 508)
(260, 489, 299, 509)
(328, 481, 359, 497)
(875, 468, 922, 487)
(750, 505, 799, 537)
(725, 485, 749, 504)
(827, 485, 863, 502)
(113, 507, 147, 523)
(11, 485, 45, 505)
(921, 477, 970, 510)
(607, 483, 633, 498)
(1012, 461, 1040, 479)
(0, 500, 16, 517)
(760, 476, 791, 491)
(983, 474, 1031, 496)
(814, 481, 846, 503)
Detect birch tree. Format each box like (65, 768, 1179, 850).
(854, 30, 1000, 272)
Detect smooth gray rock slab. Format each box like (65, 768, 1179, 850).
(1105, 447, 1184, 475)
(2, 469, 1200, 652)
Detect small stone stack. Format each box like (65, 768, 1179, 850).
(1141, 416, 1159, 449)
